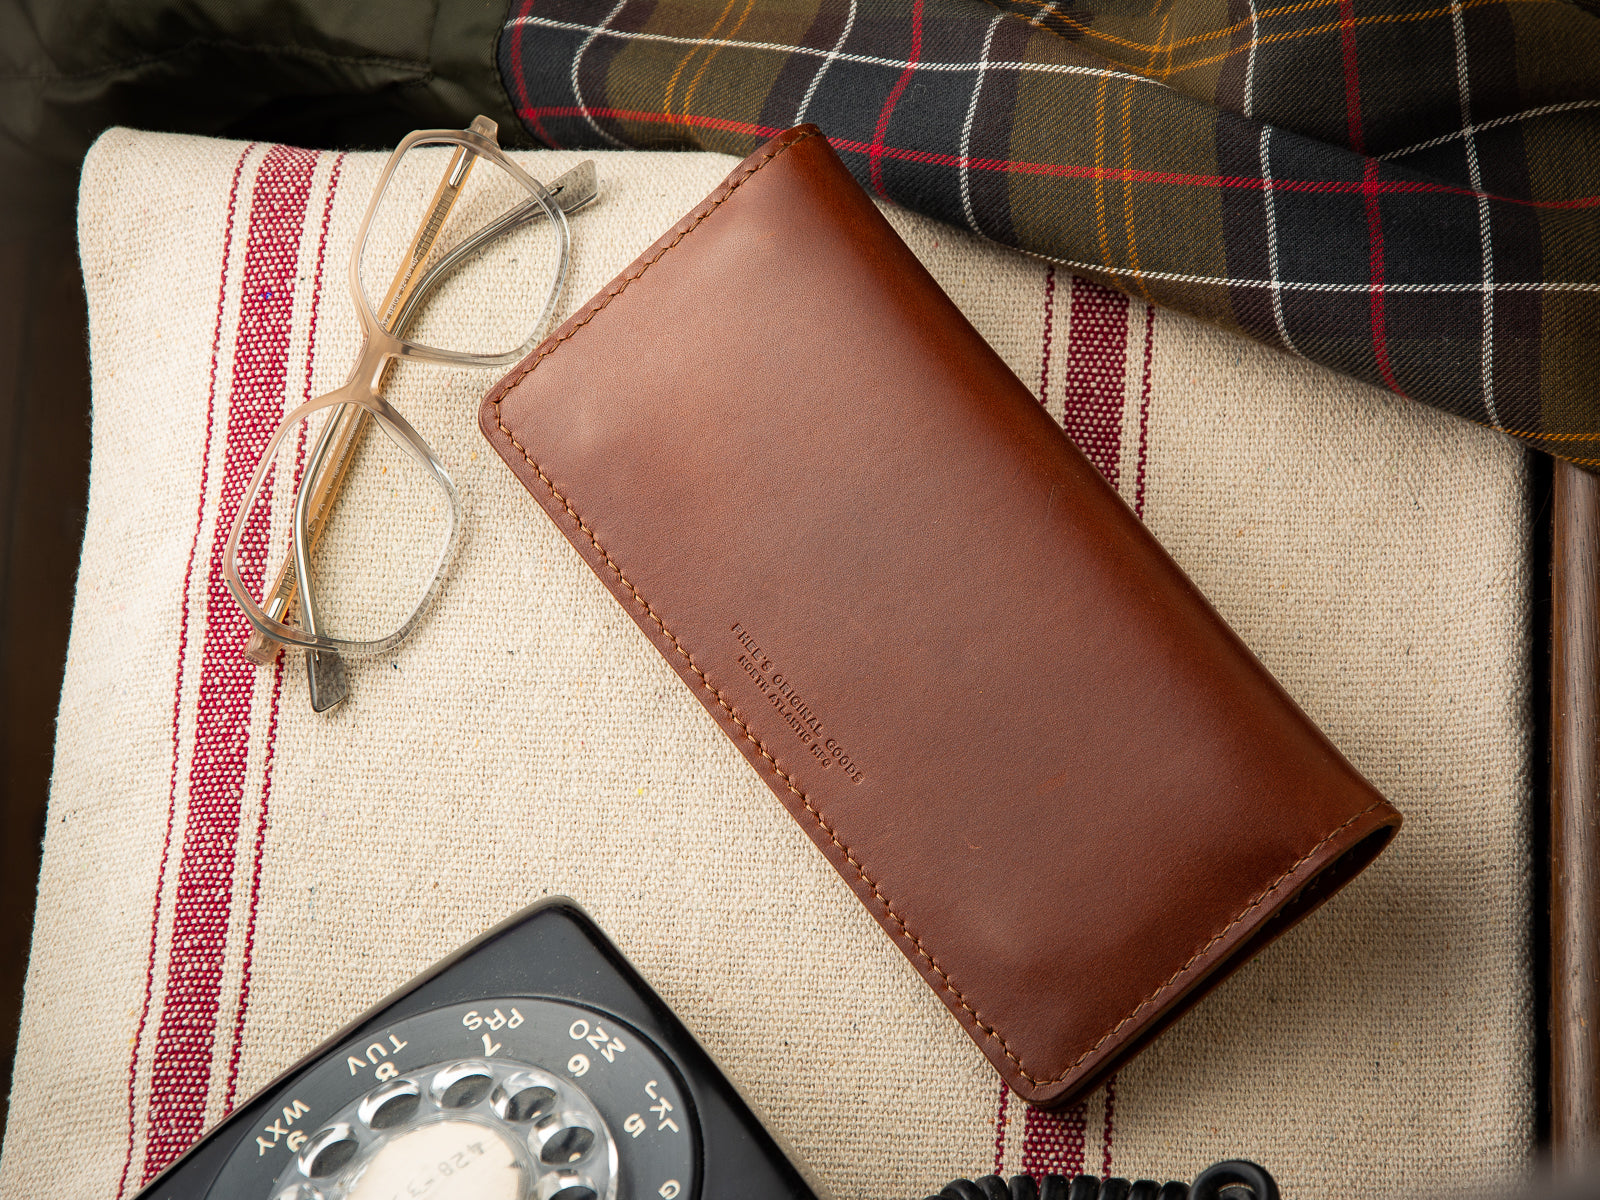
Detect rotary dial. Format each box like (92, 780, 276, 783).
(219, 998, 698, 1200)
(269, 1055, 617, 1200)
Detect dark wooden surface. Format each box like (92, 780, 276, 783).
(0, 224, 92, 1147)
(1552, 459, 1600, 1165)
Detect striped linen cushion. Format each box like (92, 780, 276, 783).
(0, 127, 1532, 1199)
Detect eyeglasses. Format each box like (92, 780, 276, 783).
(223, 117, 596, 712)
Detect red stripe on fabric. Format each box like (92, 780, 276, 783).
(296, 154, 345, 411)
(1363, 159, 1406, 394)
(1023, 1100, 1088, 1178)
(116, 143, 254, 1200)
(1332, 8, 1403, 394)
(1038, 266, 1057, 405)
(519, 106, 1600, 209)
(993, 1083, 1011, 1174)
(1060, 276, 1132, 488)
(220, 651, 284, 1114)
(1132, 304, 1156, 518)
(141, 144, 318, 1182)
(220, 152, 343, 1114)
(868, 0, 924, 197)
(1338, 0, 1366, 154)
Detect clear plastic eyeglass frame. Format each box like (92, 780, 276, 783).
(222, 116, 596, 710)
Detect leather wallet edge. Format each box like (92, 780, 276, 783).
(1007, 799, 1400, 1106)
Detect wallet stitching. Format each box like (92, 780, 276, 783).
(486, 129, 1390, 1089)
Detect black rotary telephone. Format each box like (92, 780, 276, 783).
(131, 899, 1277, 1200)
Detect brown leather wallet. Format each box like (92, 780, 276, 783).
(480, 126, 1402, 1108)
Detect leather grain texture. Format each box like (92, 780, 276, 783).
(479, 125, 1403, 1107)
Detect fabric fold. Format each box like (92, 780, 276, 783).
(498, 0, 1600, 465)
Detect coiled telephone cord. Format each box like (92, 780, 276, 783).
(921, 1159, 1279, 1200)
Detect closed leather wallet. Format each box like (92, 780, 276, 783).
(480, 126, 1402, 1108)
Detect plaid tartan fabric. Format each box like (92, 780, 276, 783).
(498, 0, 1600, 464)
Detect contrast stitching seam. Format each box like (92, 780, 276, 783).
(486, 129, 1388, 1086)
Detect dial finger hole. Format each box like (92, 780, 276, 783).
(299, 1125, 360, 1178)
(442, 1073, 492, 1108)
(433, 1062, 495, 1110)
(359, 1080, 421, 1130)
(308, 1138, 358, 1177)
(538, 1124, 595, 1166)
(499, 1084, 557, 1123)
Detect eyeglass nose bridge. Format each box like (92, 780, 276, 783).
(349, 331, 405, 398)
(328, 345, 461, 496)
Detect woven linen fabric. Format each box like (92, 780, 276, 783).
(2, 128, 1530, 1198)
(499, 0, 1600, 467)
